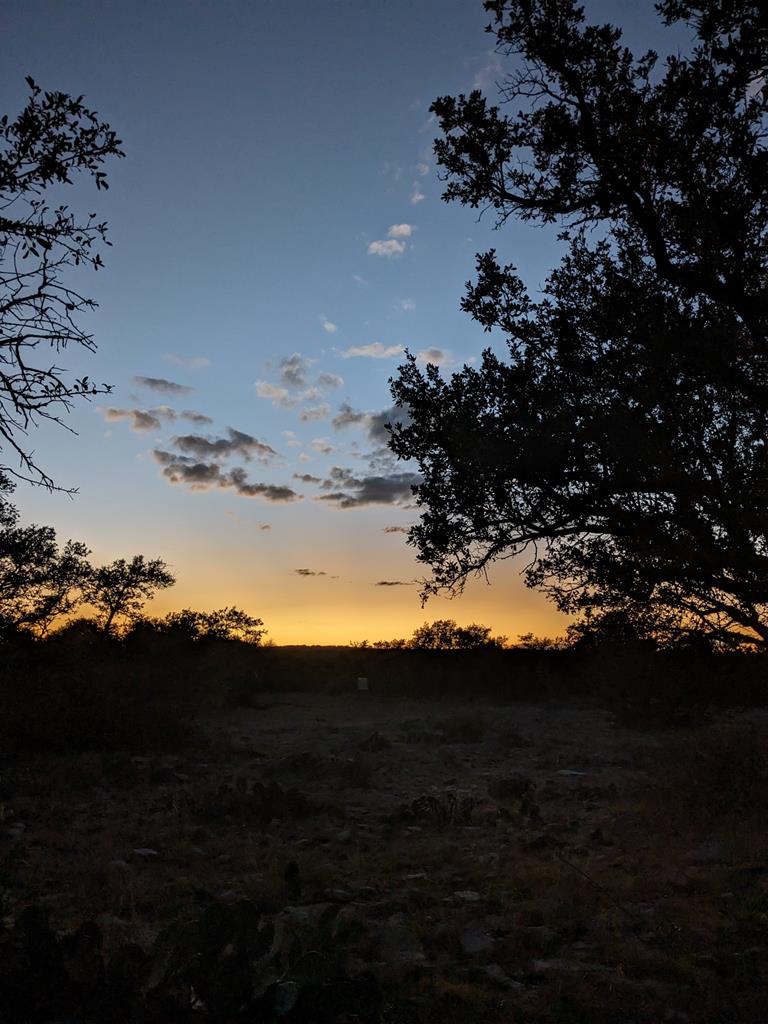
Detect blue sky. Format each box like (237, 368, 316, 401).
(3, 0, 676, 643)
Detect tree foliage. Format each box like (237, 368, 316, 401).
(85, 555, 176, 637)
(161, 606, 267, 644)
(390, 1, 768, 650)
(1, 77, 123, 488)
(0, 474, 89, 635)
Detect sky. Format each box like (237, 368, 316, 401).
(3, 0, 677, 644)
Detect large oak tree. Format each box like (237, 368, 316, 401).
(389, 1, 768, 649)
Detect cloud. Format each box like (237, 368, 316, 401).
(258, 523, 271, 530)
(180, 410, 213, 425)
(316, 467, 421, 509)
(331, 403, 411, 445)
(101, 406, 177, 431)
(299, 404, 331, 422)
(410, 183, 425, 205)
(352, 274, 368, 287)
(170, 428, 277, 463)
(332, 402, 369, 430)
(255, 380, 293, 407)
(321, 317, 337, 334)
(388, 223, 413, 239)
(162, 353, 211, 370)
(416, 346, 449, 366)
(366, 405, 411, 445)
(340, 342, 403, 359)
(316, 372, 343, 390)
(279, 353, 310, 389)
(367, 239, 406, 258)
(310, 437, 334, 455)
(293, 472, 322, 484)
(375, 580, 415, 586)
(298, 453, 312, 462)
(134, 376, 194, 396)
(416, 162, 429, 176)
(396, 298, 416, 312)
(153, 450, 299, 501)
(293, 568, 327, 577)
(383, 525, 409, 534)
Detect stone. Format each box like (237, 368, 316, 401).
(488, 774, 535, 803)
(460, 927, 495, 955)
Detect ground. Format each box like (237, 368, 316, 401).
(2, 690, 767, 1021)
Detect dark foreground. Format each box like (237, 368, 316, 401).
(2, 684, 768, 1023)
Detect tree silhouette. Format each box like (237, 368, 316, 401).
(1, 77, 123, 489)
(409, 619, 506, 649)
(162, 606, 267, 644)
(390, 1, 768, 649)
(85, 555, 175, 637)
(0, 474, 90, 635)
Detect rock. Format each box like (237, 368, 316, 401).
(283, 860, 302, 900)
(377, 913, 425, 965)
(488, 774, 535, 803)
(274, 980, 300, 1016)
(131, 847, 159, 860)
(460, 927, 495, 955)
(483, 963, 523, 989)
(685, 840, 723, 865)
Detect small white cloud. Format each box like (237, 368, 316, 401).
(388, 223, 413, 239)
(396, 298, 416, 313)
(255, 380, 293, 406)
(410, 183, 425, 205)
(300, 403, 331, 422)
(340, 343, 404, 359)
(416, 162, 429, 176)
(298, 452, 312, 462)
(311, 437, 334, 455)
(367, 239, 406, 258)
(416, 347, 451, 366)
(321, 317, 338, 334)
(352, 274, 368, 287)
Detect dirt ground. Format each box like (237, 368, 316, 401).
(3, 690, 768, 1021)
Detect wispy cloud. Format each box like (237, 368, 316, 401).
(416, 346, 451, 366)
(388, 223, 413, 239)
(416, 162, 429, 176)
(340, 342, 403, 359)
(316, 466, 420, 509)
(134, 376, 194, 396)
(332, 404, 411, 445)
(279, 353, 310, 389)
(316, 372, 343, 390)
(101, 406, 176, 432)
(383, 525, 410, 534)
(321, 317, 338, 334)
(375, 579, 415, 586)
(367, 239, 406, 258)
(153, 450, 300, 501)
(410, 183, 426, 205)
(255, 380, 293, 407)
(180, 410, 213, 425)
(293, 472, 322, 484)
(162, 353, 211, 370)
(299, 403, 331, 422)
(310, 437, 334, 455)
(396, 298, 416, 313)
(293, 567, 328, 577)
(169, 428, 277, 463)
(352, 274, 368, 287)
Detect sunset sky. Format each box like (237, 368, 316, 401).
(3, 1, 672, 644)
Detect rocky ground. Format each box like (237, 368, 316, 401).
(2, 691, 767, 1022)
